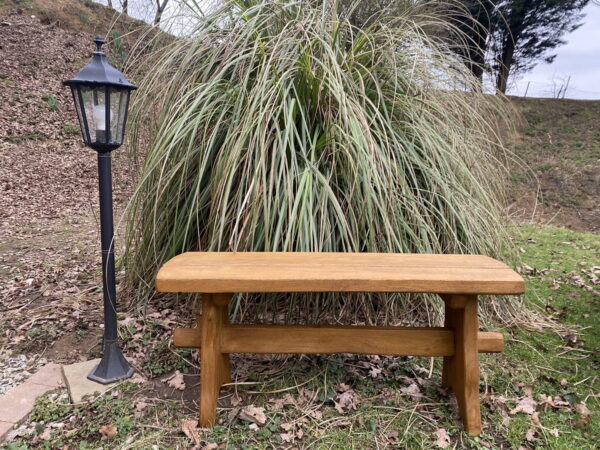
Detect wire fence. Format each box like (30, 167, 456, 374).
(509, 79, 600, 100)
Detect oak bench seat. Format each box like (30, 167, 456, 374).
(156, 252, 525, 435)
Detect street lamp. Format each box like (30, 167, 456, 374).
(64, 36, 137, 384)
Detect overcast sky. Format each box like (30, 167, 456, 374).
(95, 1, 600, 99)
(508, 3, 600, 100)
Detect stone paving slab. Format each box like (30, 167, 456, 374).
(25, 363, 63, 388)
(0, 421, 14, 440)
(62, 359, 111, 403)
(0, 363, 63, 443)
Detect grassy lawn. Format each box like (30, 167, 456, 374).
(6, 225, 598, 449)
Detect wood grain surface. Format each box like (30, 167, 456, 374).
(156, 252, 525, 294)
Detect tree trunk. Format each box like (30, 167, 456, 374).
(121, 0, 128, 15)
(107, 0, 113, 8)
(496, 35, 515, 94)
(496, 11, 527, 95)
(154, 0, 169, 25)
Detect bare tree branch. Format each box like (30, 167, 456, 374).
(154, 0, 169, 25)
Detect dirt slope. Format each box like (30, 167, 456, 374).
(507, 97, 600, 233)
(0, 3, 143, 364)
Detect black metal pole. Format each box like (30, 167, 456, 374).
(88, 151, 133, 384)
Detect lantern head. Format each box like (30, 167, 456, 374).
(64, 36, 137, 152)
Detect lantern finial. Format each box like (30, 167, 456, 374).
(94, 35, 105, 53)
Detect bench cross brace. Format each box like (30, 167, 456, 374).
(180, 293, 494, 434)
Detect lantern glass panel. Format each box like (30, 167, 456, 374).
(81, 86, 108, 144)
(70, 86, 88, 143)
(109, 88, 129, 146)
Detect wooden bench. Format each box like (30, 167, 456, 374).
(156, 252, 524, 435)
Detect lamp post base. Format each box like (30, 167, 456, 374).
(87, 340, 134, 384)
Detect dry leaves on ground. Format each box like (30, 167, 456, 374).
(510, 396, 537, 415)
(573, 402, 592, 428)
(267, 392, 296, 410)
(99, 424, 117, 440)
(332, 383, 360, 414)
(525, 426, 537, 442)
(165, 370, 186, 390)
(433, 428, 451, 448)
(279, 421, 305, 443)
(181, 419, 200, 445)
(239, 405, 267, 426)
(400, 382, 422, 399)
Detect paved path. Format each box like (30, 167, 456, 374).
(0, 364, 63, 441)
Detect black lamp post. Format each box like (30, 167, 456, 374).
(64, 36, 137, 384)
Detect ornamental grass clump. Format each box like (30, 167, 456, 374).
(124, 0, 523, 325)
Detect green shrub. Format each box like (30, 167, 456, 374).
(124, 0, 522, 325)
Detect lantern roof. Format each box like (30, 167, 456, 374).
(63, 36, 137, 91)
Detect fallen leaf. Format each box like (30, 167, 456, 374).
(525, 427, 537, 442)
(280, 432, 295, 443)
(573, 415, 590, 428)
(531, 411, 540, 426)
(99, 424, 117, 440)
(333, 390, 360, 414)
(510, 397, 537, 415)
(379, 387, 398, 404)
(369, 366, 383, 378)
(230, 393, 243, 407)
(559, 378, 568, 387)
(518, 264, 536, 275)
(120, 317, 136, 325)
(268, 393, 295, 410)
(539, 394, 570, 410)
(297, 388, 317, 405)
(387, 430, 399, 441)
(337, 383, 352, 392)
(279, 422, 304, 442)
(181, 419, 200, 444)
(167, 371, 186, 390)
(574, 402, 590, 416)
(134, 400, 148, 411)
(400, 383, 421, 399)
(308, 409, 323, 420)
(573, 402, 591, 428)
(239, 405, 267, 425)
(433, 428, 451, 448)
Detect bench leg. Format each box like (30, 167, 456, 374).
(442, 294, 482, 436)
(199, 293, 231, 427)
(441, 304, 456, 390)
(216, 294, 232, 385)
